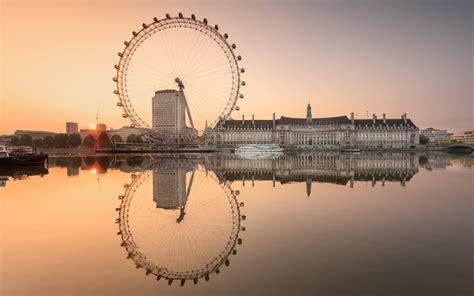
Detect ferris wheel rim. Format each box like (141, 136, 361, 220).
(114, 15, 243, 140)
(117, 160, 242, 281)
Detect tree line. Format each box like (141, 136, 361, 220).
(10, 133, 144, 149)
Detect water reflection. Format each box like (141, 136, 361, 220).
(117, 158, 242, 285)
(0, 165, 48, 187)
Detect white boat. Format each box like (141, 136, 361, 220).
(235, 144, 283, 153)
(235, 144, 284, 159)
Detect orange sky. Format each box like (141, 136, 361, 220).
(1, 0, 472, 134)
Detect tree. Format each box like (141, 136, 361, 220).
(419, 135, 429, 145)
(19, 135, 33, 146)
(32, 138, 43, 149)
(126, 134, 143, 144)
(54, 134, 70, 148)
(68, 133, 82, 148)
(83, 134, 96, 148)
(97, 132, 112, 148)
(110, 134, 123, 144)
(43, 136, 55, 147)
(10, 137, 20, 146)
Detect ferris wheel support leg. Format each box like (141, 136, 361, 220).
(182, 91, 196, 137)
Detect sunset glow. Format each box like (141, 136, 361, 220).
(1, 0, 472, 134)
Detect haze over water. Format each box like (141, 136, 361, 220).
(1, 152, 472, 295)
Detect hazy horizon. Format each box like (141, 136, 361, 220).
(1, 0, 472, 134)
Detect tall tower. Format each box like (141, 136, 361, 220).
(306, 103, 312, 124)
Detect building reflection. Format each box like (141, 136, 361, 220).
(210, 152, 419, 193)
(47, 152, 472, 194)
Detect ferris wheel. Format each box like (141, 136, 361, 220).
(116, 159, 245, 285)
(113, 13, 245, 143)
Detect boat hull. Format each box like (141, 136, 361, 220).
(0, 154, 48, 166)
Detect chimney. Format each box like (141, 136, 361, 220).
(272, 113, 276, 130)
(402, 113, 407, 124)
(350, 112, 355, 124)
(382, 113, 386, 124)
(372, 114, 377, 124)
(242, 115, 245, 125)
(252, 114, 254, 125)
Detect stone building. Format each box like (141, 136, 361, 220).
(212, 104, 419, 149)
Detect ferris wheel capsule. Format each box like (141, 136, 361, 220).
(132, 31, 138, 36)
(153, 17, 159, 22)
(142, 23, 148, 28)
(224, 33, 228, 39)
(237, 55, 242, 61)
(117, 102, 123, 107)
(114, 90, 119, 94)
(241, 81, 246, 86)
(112, 77, 117, 82)
(166, 13, 171, 19)
(117, 52, 123, 57)
(122, 114, 128, 118)
(239, 94, 244, 99)
(235, 106, 240, 111)
(178, 12, 183, 18)
(191, 14, 196, 20)
(214, 24, 219, 30)
(124, 41, 129, 46)
(203, 18, 208, 24)
(231, 44, 236, 49)
(240, 68, 245, 73)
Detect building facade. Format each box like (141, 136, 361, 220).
(451, 130, 474, 144)
(66, 122, 79, 135)
(420, 128, 450, 143)
(152, 89, 187, 135)
(212, 104, 419, 149)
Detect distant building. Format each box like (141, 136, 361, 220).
(66, 122, 79, 135)
(14, 130, 57, 139)
(451, 130, 474, 144)
(420, 128, 450, 143)
(96, 123, 107, 132)
(212, 104, 419, 149)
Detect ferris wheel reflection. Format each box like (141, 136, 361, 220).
(116, 158, 244, 286)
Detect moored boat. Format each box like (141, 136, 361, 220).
(235, 144, 283, 153)
(0, 145, 48, 166)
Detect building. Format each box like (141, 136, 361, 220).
(14, 130, 57, 140)
(420, 128, 450, 143)
(451, 130, 474, 144)
(66, 122, 79, 135)
(152, 89, 195, 139)
(212, 104, 419, 149)
(152, 89, 187, 135)
(353, 113, 419, 149)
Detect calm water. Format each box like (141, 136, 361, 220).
(1, 152, 472, 296)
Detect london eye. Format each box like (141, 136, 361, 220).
(113, 14, 245, 143)
(116, 158, 244, 285)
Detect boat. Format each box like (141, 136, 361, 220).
(235, 144, 283, 153)
(0, 145, 48, 166)
(235, 144, 284, 159)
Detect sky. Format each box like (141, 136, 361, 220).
(1, 0, 472, 134)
